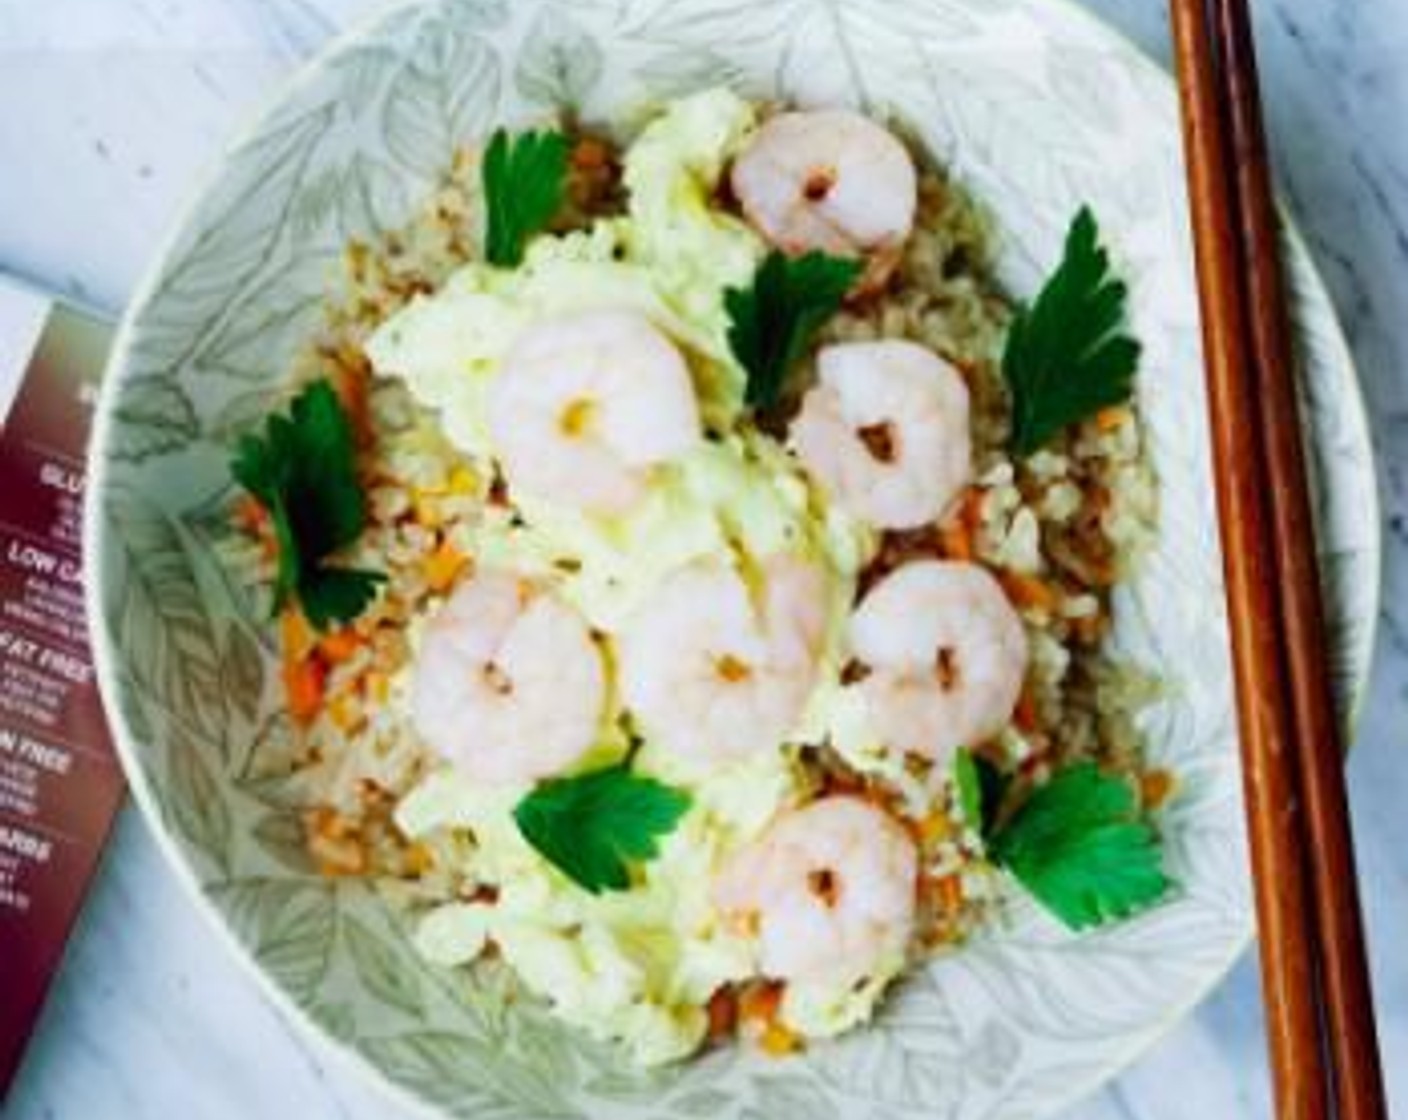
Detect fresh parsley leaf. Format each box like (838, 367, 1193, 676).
(953, 747, 1010, 834)
(1002, 206, 1141, 456)
(987, 762, 1171, 931)
(298, 567, 384, 630)
(725, 250, 862, 410)
(482, 127, 570, 267)
(513, 763, 692, 894)
(230, 380, 384, 630)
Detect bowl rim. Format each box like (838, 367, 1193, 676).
(81, 0, 1384, 1115)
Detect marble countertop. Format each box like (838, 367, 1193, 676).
(1, 0, 1405, 1116)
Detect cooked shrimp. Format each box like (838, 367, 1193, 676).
(849, 560, 1028, 763)
(412, 569, 606, 785)
(713, 797, 917, 985)
(617, 555, 826, 769)
(486, 309, 702, 514)
(791, 340, 971, 530)
(730, 109, 917, 287)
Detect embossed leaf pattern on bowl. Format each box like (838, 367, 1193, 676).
(86, 1, 1380, 1118)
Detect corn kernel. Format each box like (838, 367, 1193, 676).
(447, 466, 477, 495)
(759, 1022, 802, 1057)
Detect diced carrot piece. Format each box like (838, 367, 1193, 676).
(330, 355, 373, 446)
(310, 834, 367, 877)
(1014, 687, 1039, 733)
(1141, 769, 1178, 810)
(706, 987, 739, 1041)
(364, 670, 391, 705)
(280, 608, 316, 661)
(959, 486, 986, 527)
(939, 522, 973, 561)
(403, 842, 435, 878)
(305, 807, 368, 877)
(917, 808, 953, 844)
(1084, 557, 1117, 588)
(1003, 572, 1059, 613)
(1095, 405, 1128, 432)
(284, 656, 326, 724)
(1072, 612, 1107, 645)
(739, 982, 783, 1024)
(572, 137, 609, 171)
(759, 1022, 802, 1057)
(233, 494, 268, 534)
(317, 628, 362, 664)
(935, 874, 964, 912)
(425, 539, 468, 593)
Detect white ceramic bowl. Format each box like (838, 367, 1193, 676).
(85, 0, 1380, 1116)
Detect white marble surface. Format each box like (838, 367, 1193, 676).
(1, 0, 1405, 1115)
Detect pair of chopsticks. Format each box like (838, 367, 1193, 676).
(1168, 0, 1387, 1116)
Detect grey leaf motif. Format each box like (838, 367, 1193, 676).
(383, 17, 501, 179)
(290, 161, 347, 242)
(443, 0, 511, 31)
(309, 999, 357, 1043)
(203, 385, 289, 446)
(240, 769, 308, 814)
(113, 668, 154, 746)
(514, 7, 603, 109)
(632, 47, 751, 99)
(625, 0, 804, 45)
(329, 43, 403, 119)
(110, 374, 198, 463)
(919, 56, 1093, 186)
(1045, 44, 1124, 137)
(583, 1066, 674, 1102)
(502, 1001, 586, 1084)
(813, 972, 967, 1108)
(965, 1020, 1020, 1089)
(105, 486, 226, 747)
(149, 104, 332, 325)
(339, 152, 413, 241)
(252, 810, 314, 875)
(669, 1088, 734, 1117)
(344, 913, 425, 1020)
(167, 732, 232, 877)
(363, 1031, 575, 1117)
(831, 0, 983, 44)
(747, 1073, 836, 1120)
(235, 712, 305, 805)
(214, 878, 337, 1004)
(194, 286, 325, 383)
(949, 902, 1231, 1043)
(222, 623, 265, 725)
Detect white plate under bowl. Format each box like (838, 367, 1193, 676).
(84, 0, 1381, 1116)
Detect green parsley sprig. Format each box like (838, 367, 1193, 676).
(513, 762, 692, 894)
(1002, 207, 1141, 456)
(482, 127, 570, 268)
(956, 749, 1171, 931)
(231, 380, 384, 630)
(725, 250, 862, 410)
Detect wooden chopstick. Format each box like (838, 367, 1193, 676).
(1208, 0, 1389, 1115)
(1168, 0, 1328, 1111)
(1169, 0, 1388, 1116)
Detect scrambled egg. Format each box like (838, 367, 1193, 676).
(373, 88, 891, 1063)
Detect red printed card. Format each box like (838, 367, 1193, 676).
(0, 276, 123, 1099)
